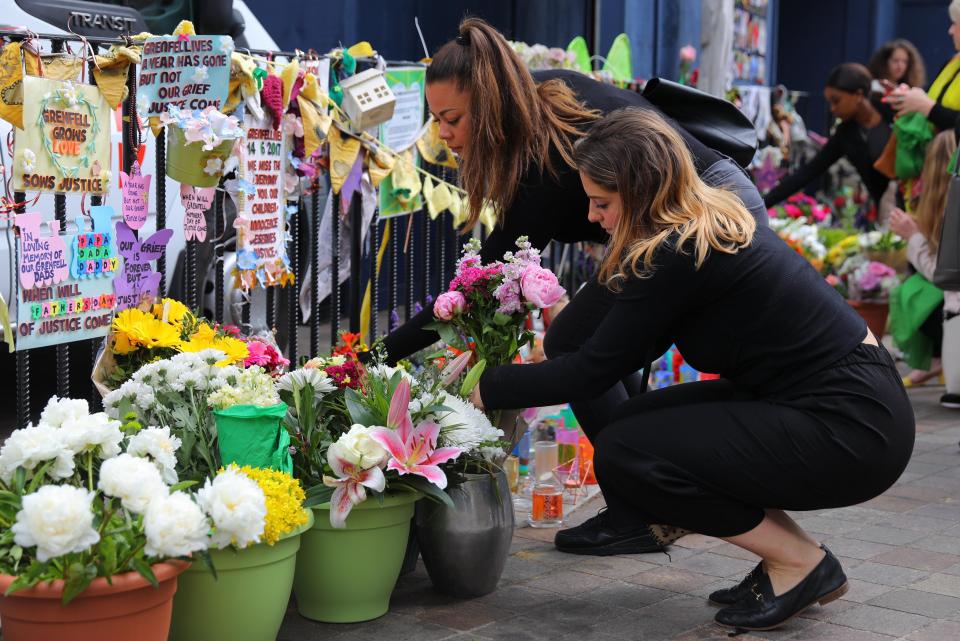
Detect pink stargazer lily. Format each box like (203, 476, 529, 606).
(372, 379, 462, 489)
(322, 452, 386, 529)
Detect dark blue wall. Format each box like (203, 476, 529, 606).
(777, 0, 950, 137)
(244, 0, 592, 62)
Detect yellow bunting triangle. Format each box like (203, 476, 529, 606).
(366, 146, 396, 188)
(225, 52, 258, 114)
(42, 58, 84, 82)
(347, 42, 376, 58)
(328, 125, 361, 194)
(93, 46, 141, 108)
(0, 291, 13, 353)
(0, 43, 25, 128)
(300, 72, 321, 102)
(390, 150, 421, 205)
(422, 174, 439, 219)
(298, 95, 331, 160)
(280, 58, 300, 110)
(173, 20, 196, 37)
(426, 179, 453, 219)
(480, 203, 498, 234)
(449, 192, 469, 228)
(416, 120, 458, 169)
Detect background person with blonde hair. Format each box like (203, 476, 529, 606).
(472, 108, 914, 632)
(890, 131, 960, 407)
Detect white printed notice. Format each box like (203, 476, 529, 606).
(379, 66, 425, 217)
(235, 113, 289, 288)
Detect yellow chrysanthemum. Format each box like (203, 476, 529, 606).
(111, 308, 154, 353)
(180, 323, 219, 354)
(151, 298, 190, 325)
(213, 336, 250, 366)
(142, 317, 183, 349)
(233, 465, 307, 545)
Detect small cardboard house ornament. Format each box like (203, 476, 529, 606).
(339, 68, 396, 131)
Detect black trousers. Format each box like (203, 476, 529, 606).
(591, 343, 915, 538)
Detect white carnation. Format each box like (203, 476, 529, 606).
(435, 393, 503, 452)
(329, 424, 388, 469)
(196, 467, 266, 549)
(277, 368, 337, 398)
(144, 491, 210, 557)
(0, 424, 75, 484)
(98, 454, 168, 514)
(39, 396, 89, 428)
(59, 412, 124, 459)
(365, 364, 415, 385)
(126, 427, 182, 484)
(12, 485, 100, 561)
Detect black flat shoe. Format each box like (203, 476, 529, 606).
(709, 562, 762, 605)
(554, 508, 689, 556)
(714, 548, 848, 631)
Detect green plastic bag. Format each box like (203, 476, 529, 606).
(214, 403, 293, 473)
(894, 112, 934, 180)
(889, 273, 943, 370)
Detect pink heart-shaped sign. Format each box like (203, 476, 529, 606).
(180, 184, 215, 242)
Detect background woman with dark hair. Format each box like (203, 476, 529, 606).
(869, 39, 927, 90)
(764, 63, 892, 208)
(373, 17, 767, 558)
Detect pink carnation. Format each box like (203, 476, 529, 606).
(783, 204, 802, 218)
(434, 291, 466, 321)
(520, 266, 565, 309)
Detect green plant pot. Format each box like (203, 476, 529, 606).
(294, 491, 418, 623)
(169, 509, 313, 641)
(166, 124, 235, 187)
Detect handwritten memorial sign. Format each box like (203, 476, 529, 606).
(120, 161, 152, 230)
(15, 208, 117, 350)
(15, 213, 70, 289)
(113, 221, 173, 311)
(181, 184, 214, 241)
(237, 112, 289, 287)
(14, 76, 112, 194)
(138, 35, 233, 117)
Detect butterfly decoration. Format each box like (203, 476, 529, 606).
(113, 221, 173, 311)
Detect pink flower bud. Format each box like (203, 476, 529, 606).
(433, 291, 466, 321)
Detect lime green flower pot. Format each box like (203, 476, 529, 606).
(166, 125, 234, 188)
(169, 509, 313, 641)
(294, 491, 418, 623)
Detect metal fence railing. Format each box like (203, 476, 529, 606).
(2, 31, 594, 430)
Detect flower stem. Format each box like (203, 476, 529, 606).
(87, 452, 94, 492)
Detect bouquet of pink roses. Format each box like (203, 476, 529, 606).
(427, 236, 566, 371)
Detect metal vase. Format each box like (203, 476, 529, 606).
(415, 470, 515, 598)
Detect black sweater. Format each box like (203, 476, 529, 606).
(376, 70, 723, 363)
(764, 119, 892, 208)
(480, 225, 868, 408)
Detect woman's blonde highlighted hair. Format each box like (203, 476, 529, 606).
(916, 131, 957, 252)
(573, 108, 757, 288)
(426, 17, 598, 231)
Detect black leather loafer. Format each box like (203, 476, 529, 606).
(709, 562, 762, 605)
(714, 548, 848, 631)
(554, 509, 688, 556)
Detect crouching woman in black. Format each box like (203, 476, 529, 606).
(471, 108, 914, 631)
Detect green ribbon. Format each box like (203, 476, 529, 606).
(253, 67, 267, 91)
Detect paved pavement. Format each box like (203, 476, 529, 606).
(280, 384, 960, 641)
